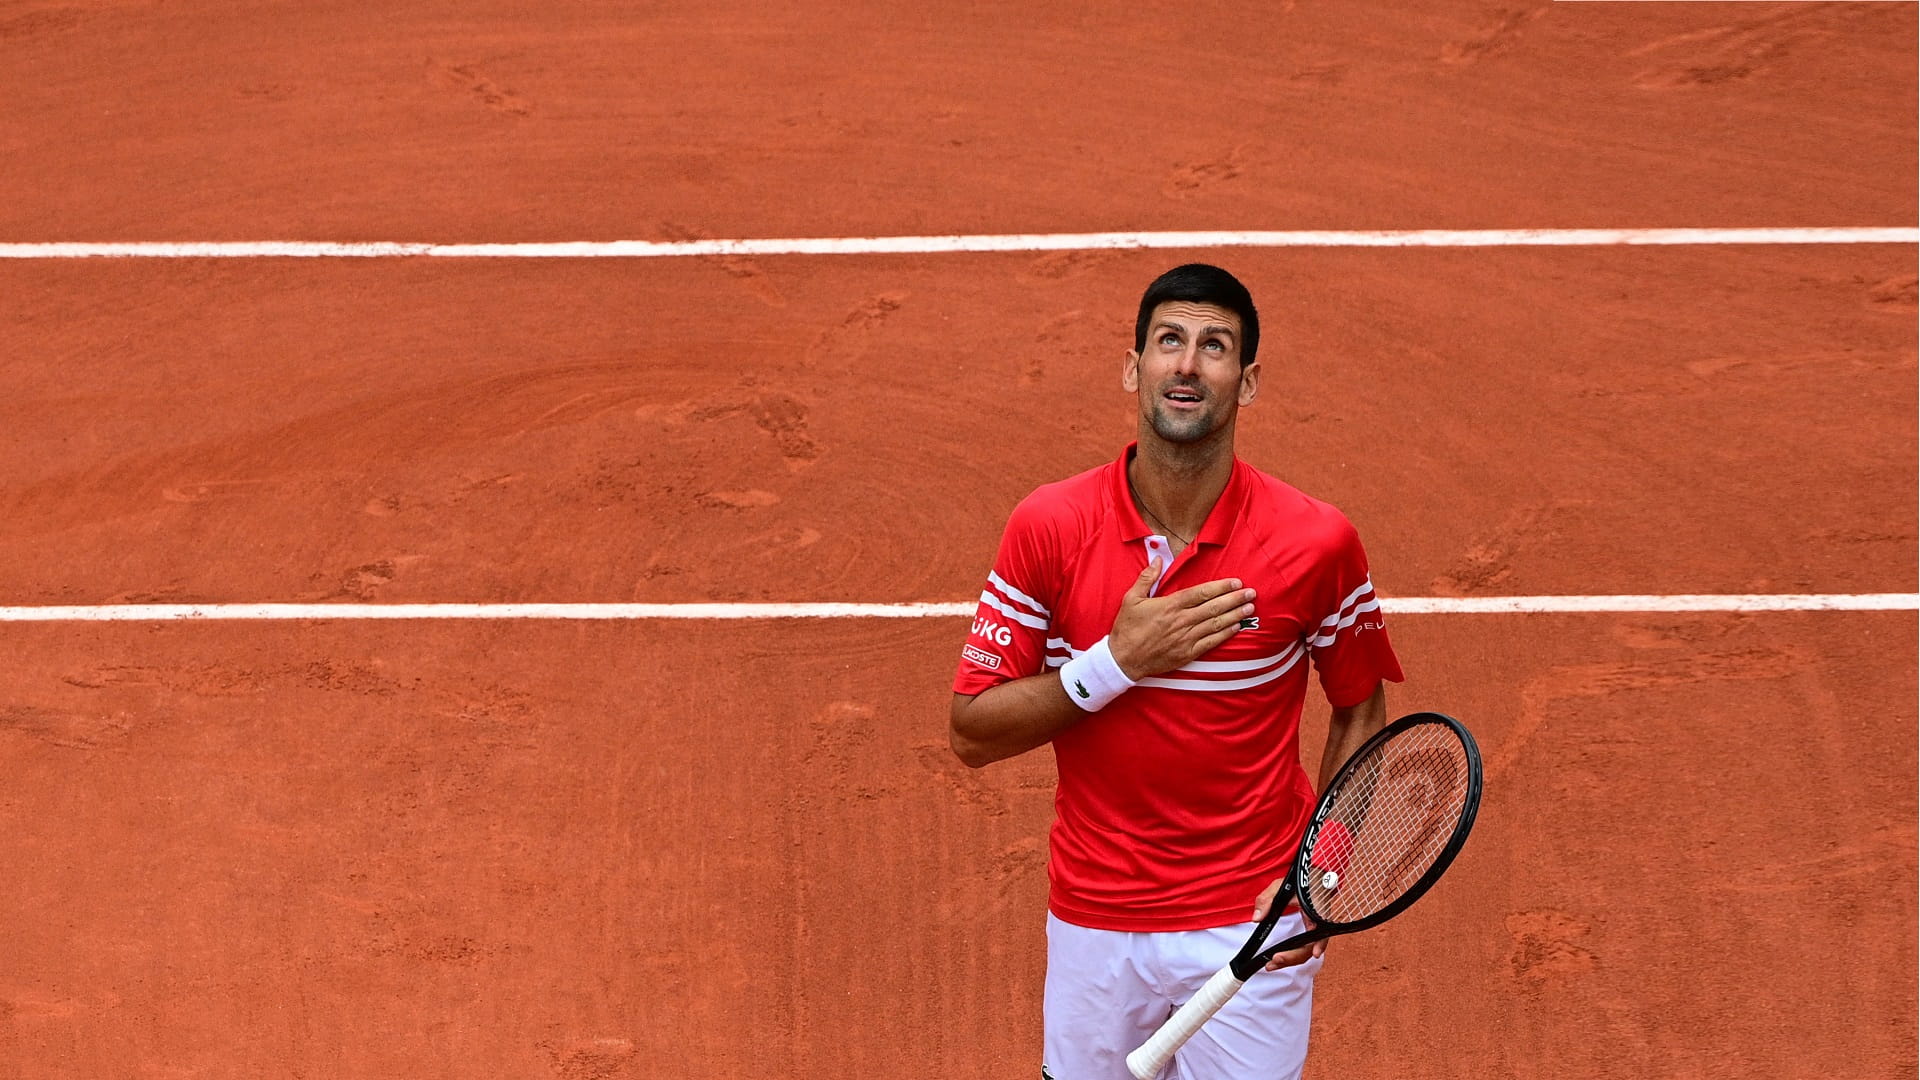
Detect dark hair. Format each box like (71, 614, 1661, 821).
(1133, 263, 1260, 367)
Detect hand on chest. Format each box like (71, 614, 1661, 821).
(1070, 537, 1310, 671)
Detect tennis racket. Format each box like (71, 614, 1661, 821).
(1125, 711, 1483, 1080)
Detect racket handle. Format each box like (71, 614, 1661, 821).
(1125, 965, 1247, 1080)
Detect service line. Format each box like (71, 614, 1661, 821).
(0, 227, 1915, 259)
(0, 595, 1913, 621)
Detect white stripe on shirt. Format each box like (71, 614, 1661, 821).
(1175, 641, 1305, 673)
(1313, 578, 1377, 634)
(979, 590, 1049, 629)
(1136, 648, 1308, 691)
(987, 570, 1051, 618)
(1308, 596, 1381, 648)
(1044, 640, 1307, 691)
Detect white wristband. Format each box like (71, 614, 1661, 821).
(1060, 636, 1136, 712)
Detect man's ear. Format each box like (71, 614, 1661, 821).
(1122, 349, 1141, 393)
(1238, 360, 1260, 406)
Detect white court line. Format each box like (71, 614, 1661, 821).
(0, 595, 1912, 621)
(0, 227, 1914, 259)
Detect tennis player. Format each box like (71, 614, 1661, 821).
(950, 263, 1404, 1080)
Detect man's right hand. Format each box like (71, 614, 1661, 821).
(1108, 560, 1257, 680)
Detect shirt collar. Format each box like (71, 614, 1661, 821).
(1111, 442, 1153, 542)
(1109, 441, 1249, 547)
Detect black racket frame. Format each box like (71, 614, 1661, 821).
(1226, 711, 1483, 980)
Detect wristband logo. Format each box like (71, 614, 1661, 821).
(1073, 680, 1091, 699)
(961, 644, 1002, 670)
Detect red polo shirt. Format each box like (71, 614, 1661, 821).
(954, 444, 1404, 931)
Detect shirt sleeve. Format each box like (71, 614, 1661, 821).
(953, 495, 1059, 696)
(1305, 517, 1405, 708)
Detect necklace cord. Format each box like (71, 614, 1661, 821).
(1127, 472, 1194, 548)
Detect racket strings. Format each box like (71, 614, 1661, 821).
(1304, 725, 1472, 924)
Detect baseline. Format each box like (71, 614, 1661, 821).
(1, 227, 1915, 260)
(0, 594, 1913, 621)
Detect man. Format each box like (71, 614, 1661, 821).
(949, 264, 1404, 1080)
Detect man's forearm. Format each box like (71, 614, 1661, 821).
(1317, 682, 1387, 793)
(949, 675, 1088, 768)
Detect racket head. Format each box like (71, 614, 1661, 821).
(1291, 711, 1482, 936)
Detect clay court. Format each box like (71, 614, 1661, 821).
(2, 2, 1916, 1078)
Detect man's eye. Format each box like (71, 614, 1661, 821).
(1159, 334, 1180, 347)
(1203, 340, 1224, 352)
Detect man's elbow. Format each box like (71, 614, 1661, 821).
(949, 715, 999, 768)
(949, 728, 995, 769)
(948, 696, 994, 768)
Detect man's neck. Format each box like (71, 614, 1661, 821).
(1128, 433, 1236, 543)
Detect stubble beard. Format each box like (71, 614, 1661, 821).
(1144, 384, 1231, 447)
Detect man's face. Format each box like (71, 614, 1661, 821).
(1122, 301, 1260, 445)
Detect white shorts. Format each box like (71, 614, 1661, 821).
(1043, 911, 1323, 1080)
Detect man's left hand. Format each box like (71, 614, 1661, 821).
(1252, 878, 1326, 971)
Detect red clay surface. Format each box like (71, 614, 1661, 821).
(1, 3, 1916, 1079)
(3, 2, 1914, 240)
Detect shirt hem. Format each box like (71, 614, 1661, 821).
(1047, 897, 1300, 934)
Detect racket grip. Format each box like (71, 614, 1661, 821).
(1125, 965, 1247, 1080)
